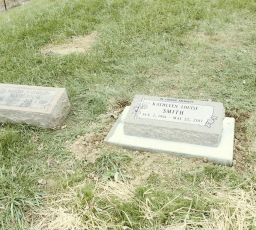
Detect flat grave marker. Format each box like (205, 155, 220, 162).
(105, 95, 235, 166)
(0, 84, 70, 128)
(124, 95, 225, 147)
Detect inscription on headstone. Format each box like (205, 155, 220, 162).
(133, 98, 217, 128)
(0, 84, 71, 128)
(0, 87, 56, 110)
(124, 95, 225, 147)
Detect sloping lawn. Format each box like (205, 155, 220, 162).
(0, 0, 255, 229)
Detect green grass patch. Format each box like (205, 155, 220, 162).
(91, 151, 132, 181)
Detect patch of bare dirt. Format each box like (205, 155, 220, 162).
(41, 31, 98, 55)
(249, 112, 256, 154)
(68, 110, 123, 162)
(69, 132, 106, 161)
(226, 110, 252, 171)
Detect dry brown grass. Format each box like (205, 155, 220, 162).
(28, 179, 256, 230)
(29, 181, 135, 230)
(200, 187, 256, 229)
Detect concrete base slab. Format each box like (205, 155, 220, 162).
(104, 107, 235, 166)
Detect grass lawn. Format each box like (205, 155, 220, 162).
(0, 0, 256, 229)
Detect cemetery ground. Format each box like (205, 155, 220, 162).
(0, 0, 255, 229)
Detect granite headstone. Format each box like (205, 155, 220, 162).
(0, 84, 70, 128)
(123, 95, 225, 147)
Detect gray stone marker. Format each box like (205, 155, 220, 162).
(0, 84, 70, 128)
(124, 95, 225, 147)
(104, 95, 235, 165)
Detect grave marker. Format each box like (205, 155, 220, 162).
(0, 84, 70, 128)
(124, 95, 225, 147)
(104, 95, 235, 166)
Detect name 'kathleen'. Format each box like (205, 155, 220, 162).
(152, 102, 178, 108)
